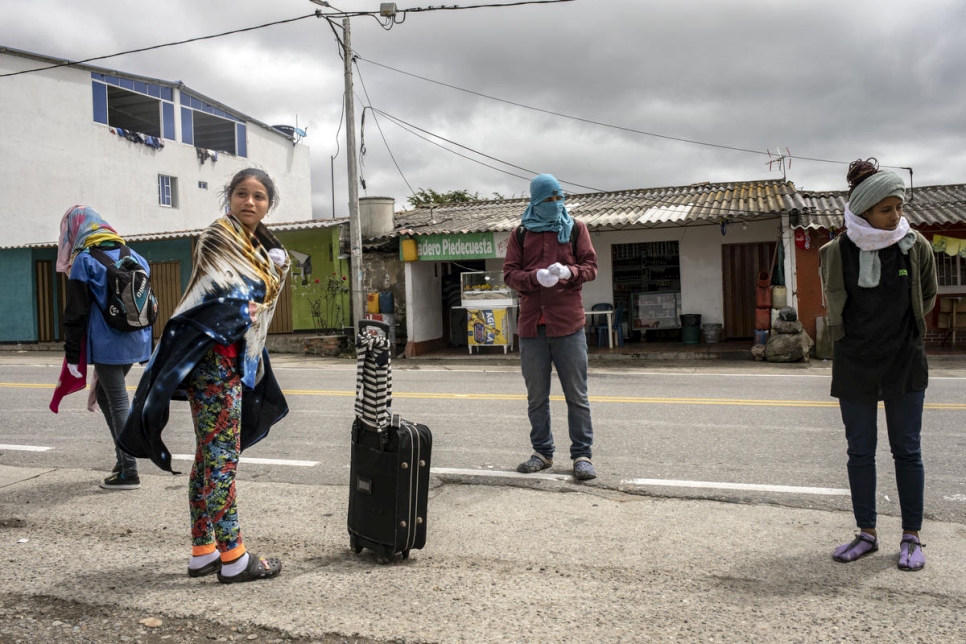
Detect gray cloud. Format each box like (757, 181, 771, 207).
(3, 0, 963, 217)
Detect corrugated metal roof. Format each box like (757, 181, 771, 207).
(6, 218, 346, 250)
(796, 184, 966, 229)
(388, 180, 805, 239)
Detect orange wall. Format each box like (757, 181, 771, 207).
(797, 224, 966, 338)
(794, 230, 827, 341)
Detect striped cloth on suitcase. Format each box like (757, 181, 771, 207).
(354, 330, 393, 429)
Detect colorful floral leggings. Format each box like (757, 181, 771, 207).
(184, 349, 245, 560)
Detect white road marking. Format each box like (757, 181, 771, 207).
(432, 467, 572, 482)
(0, 446, 863, 496)
(621, 478, 850, 496)
(171, 454, 319, 467)
(0, 444, 53, 452)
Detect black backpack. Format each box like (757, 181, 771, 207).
(89, 246, 158, 332)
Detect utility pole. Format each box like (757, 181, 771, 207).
(342, 17, 364, 332)
(312, 1, 364, 331)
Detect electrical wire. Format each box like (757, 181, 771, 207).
(400, 0, 574, 11)
(374, 109, 533, 183)
(354, 62, 416, 196)
(0, 12, 323, 78)
(370, 107, 804, 219)
(372, 107, 605, 192)
(0, 4, 896, 174)
(356, 57, 910, 171)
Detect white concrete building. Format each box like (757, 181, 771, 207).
(0, 46, 312, 246)
(0, 46, 314, 343)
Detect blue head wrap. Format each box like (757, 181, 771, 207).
(520, 174, 574, 244)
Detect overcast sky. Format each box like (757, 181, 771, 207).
(4, 0, 965, 218)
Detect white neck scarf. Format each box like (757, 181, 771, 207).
(844, 206, 915, 288)
(844, 206, 909, 251)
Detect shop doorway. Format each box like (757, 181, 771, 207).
(613, 241, 681, 342)
(35, 260, 62, 342)
(721, 242, 775, 339)
(441, 260, 485, 347)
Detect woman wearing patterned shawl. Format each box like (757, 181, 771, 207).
(121, 168, 291, 583)
(53, 206, 153, 491)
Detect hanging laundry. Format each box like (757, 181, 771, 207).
(932, 234, 966, 257)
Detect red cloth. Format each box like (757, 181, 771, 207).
(503, 220, 598, 338)
(50, 338, 88, 413)
(212, 342, 239, 358)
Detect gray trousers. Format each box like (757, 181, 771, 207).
(94, 363, 137, 476)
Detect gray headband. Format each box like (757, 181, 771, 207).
(848, 170, 905, 216)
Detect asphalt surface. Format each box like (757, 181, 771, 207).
(1, 349, 965, 642)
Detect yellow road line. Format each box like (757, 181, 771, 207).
(6, 383, 966, 409)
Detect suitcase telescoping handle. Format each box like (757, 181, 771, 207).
(358, 319, 390, 340)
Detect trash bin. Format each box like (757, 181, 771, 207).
(680, 314, 702, 344)
(702, 322, 723, 344)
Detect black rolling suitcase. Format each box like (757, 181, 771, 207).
(348, 319, 432, 563)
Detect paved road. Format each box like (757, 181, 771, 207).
(2, 353, 965, 522)
(1, 353, 966, 642)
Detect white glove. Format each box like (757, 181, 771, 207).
(548, 262, 572, 281)
(268, 248, 288, 267)
(67, 363, 82, 378)
(536, 268, 559, 288)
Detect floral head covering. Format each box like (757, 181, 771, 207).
(56, 205, 124, 273)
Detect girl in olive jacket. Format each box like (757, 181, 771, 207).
(819, 159, 937, 571)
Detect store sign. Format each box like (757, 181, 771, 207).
(405, 232, 506, 261)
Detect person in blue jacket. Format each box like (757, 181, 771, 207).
(57, 205, 153, 490)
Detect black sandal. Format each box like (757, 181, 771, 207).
(187, 558, 222, 578)
(217, 554, 282, 584)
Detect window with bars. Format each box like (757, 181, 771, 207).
(935, 252, 966, 290)
(158, 175, 178, 208)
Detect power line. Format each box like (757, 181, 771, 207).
(365, 108, 803, 217)
(373, 109, 534, 184)
(354, 62, 416, 196)
(400, 0, 574, 11)
(355, 57, 911, 171)
(357, 57, 772, 157)
(372, 107, 604, 192)
(0, 12, 327, 79)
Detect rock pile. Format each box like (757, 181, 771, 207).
(751, 306, 814, 362)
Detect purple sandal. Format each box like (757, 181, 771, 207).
(832, 532, 878, 563)
(898, 534, 925, 571)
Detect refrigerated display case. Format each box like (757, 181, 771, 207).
(460, 271, 518, 307)
(633, 291, 682, 330)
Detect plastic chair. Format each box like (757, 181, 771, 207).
(591, 303, 614, 348)
(611, 304, 626, 348)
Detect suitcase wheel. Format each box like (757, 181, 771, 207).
(349, 534, 363, 555)
(376, 545, 394, 565)
(401, 549, 410, 560)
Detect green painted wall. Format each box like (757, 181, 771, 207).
(275, 228, 350, 333)
(0, 230, 343, 343)
(0, 249, 39, 342)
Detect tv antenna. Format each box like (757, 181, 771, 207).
(766, 147, 792, 181)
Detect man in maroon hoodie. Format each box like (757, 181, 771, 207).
(503, 174, 599, 480)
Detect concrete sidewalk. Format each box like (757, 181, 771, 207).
(1, 464, 964, 643)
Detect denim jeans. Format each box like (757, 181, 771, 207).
(519, 327, 593, 460)
(839, 389, 925, 532)
(94, 363, 137, 477)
